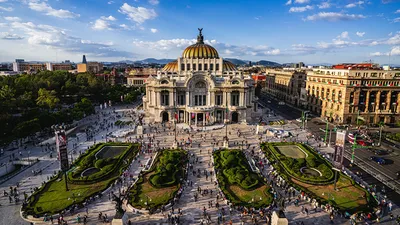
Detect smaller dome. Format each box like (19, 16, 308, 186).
(223, 60, 237, 71)
(162, 60, 178, 72)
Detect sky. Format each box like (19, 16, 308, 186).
(0, 0, 400, 64)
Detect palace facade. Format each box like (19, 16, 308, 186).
(142, 29, 257, 125)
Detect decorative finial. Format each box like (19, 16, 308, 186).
(197, 28, 204, 44)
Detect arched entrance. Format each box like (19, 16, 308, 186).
(231, 112, 239, 123)
(161, 111, 169, 122)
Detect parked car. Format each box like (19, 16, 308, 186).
(369, 156, 386, 165)
(278, 101, 285, 105)
(373, 149, 388, 155)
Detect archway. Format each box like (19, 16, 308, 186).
(161, 111, 169, 122)
(231, 112, 239, 123)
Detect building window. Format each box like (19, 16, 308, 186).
(161, 90, 169, 106)
(198, 64, 202, 71)
(194, 95, 206, 106)
(231, 91, 240, 106)
(187, 64, 190, 70)
(204, 64, 208, 70)
(216, 63, 219, 71)
(178, 91, 185, 105)
(215, 92, 223, 105)
(193, 64, 196, 70)
(181, 64, 184, 70)
(210, 64, 214, 70)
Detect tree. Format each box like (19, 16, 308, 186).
(12, 119, 41, 138)
(36, 88, 60, 109)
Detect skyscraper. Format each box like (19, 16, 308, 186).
(82, 55, 87, 64)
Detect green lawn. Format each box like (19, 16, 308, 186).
(213, 149, 273, 208)
(23, 143, 139, 216)
(129, 149, 187, 210)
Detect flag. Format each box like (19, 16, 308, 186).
(175, 112, 178, 120)
(191, 113, 195, 119)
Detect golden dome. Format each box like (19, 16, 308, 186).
(162, 60, 178, 72)
(223, 60, 237, 71)
(182, 28, 219, 59)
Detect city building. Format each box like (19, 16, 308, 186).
(305, 67, 400, 124)
(142, 29, 257, 125)
(126, 68, 156, 87)
(77, 55, 103, 73)
(263, 69, 307, 107)
(12, 59, 72, 72)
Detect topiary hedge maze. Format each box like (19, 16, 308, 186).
(129, 149, 187, 211)
(22, 142, 139, 216)
(213, 149, 273, 208)
(263, 142, 334, 184)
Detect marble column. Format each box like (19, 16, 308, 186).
(195, 113, 197, 126)
(364, 91, 370, 113)
(397, 93, 400, 113)
(203, 113, 205, 126)
(375, 91, 381, 112)
(386, 91, 392, 111)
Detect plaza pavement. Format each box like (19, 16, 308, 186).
(0, 103, 398, 224)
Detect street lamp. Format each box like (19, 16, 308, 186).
(172, 100, 178, 148)
(224, 98, 229, 148)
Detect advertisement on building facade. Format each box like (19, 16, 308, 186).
(55, 130, 69, 171)
(333, 130, 346, 169)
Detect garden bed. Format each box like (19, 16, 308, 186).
(262, 142, 374, 213)
(213, 149, 273, 208)
(22, 142, 139, 216)
(128, 149, 187, 211)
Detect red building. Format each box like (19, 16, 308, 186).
(332, 63, 378, 70)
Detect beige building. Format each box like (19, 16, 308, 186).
(264, 69, 307, 107)
(13, 60, 72, 72)
(143, 29, 257, 125)
(305, 68, 400, 124)
(77, 62, 103, 73)
(126, 68, 157, 87)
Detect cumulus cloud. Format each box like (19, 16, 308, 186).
(118, 3, 157, 24)
(92, 19, 112, 30)
(318, 2, 331, 9)
(304, 12, 366, 21)
(289, 5, 313, 13)
(148, 0, 159, 5)
(338, 31, 349, 39)
(4, 16, 21, 21)
(394, 17, 400, 22)
(28, 1, 80, 18)
(370, 46, 400, 56)
(0, 6, 13, 11)
(1, 32, 24, 40)
(101, 16, 116, 21)
(395, 9, 400, 13)
(356, 31, 365, 37)
(0, 0, 8, 2)
(10, 21, 132, 58)
(285, 0, 292, 5)
(150, 28, 158, 33)
(294, 0, 309, 3)
(108, 1, 114, 4)
(345, 1, 365, 8)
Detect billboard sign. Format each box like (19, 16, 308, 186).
(333, 130, 346, 169)
(55, 130, 69, 171)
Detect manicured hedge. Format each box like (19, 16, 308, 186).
(263, 142, 334, 185)
(149, 150, 184, 188)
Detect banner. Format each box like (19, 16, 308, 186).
(55, 130, 69, 171)
(333, 130, 346, 169)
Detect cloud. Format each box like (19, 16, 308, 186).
(285, 0, 292, 5)
(394, 17, 400, 22)
(0, 6, 13, 11)
(345, 1, 365, 8)
(28, 1, 80, 18)
(356, 31, 365, 37)
(150, 28, 158, 33)
(370, 46, 400, 56)
(133, 38, 282, 56)
(107, 1, 114, 4)
(10, 21, 132, 58)
(318, 2, 331, 9)
(395, 9, 400, 13)
(289, 5, 313, 13)
(118, 3, 157, 24)
(102, 15, 117, 21)
(294, 0, 309, 3)
(0, 0, 8, 2)
(389, 32, 393, 36)
(4, 16, 21, 21)
(1, 32, 24, 40)
(92, 19, 112, 30)
(338, 31, 349, 39)
(304, 12, 366, 21)
(148, 0, 159, 5)
(370, 52, 388, 56)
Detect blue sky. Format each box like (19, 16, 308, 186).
(0, 0, 399, 64)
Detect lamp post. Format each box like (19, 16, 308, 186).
(378, 122, 383, 147)
(224, 98, 229, 148)
(172, 100, 178, 148)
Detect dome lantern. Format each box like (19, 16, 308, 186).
(182, 28, 219, 59)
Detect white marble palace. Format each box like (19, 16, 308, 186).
(142, 29, 258, 126)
